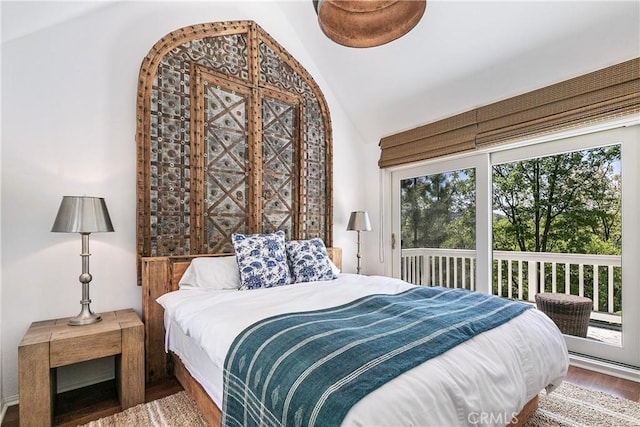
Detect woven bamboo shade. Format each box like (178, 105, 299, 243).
(379, 111, 476, 167)
(314, 0, 426, 48)
(379, 58, 640, 168)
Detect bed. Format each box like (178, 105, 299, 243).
(142, 244, 568, 427)
(136, 21, 569, 427)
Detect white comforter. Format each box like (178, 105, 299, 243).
(158, 273, 569, 427)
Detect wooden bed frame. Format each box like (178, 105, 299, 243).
(140, 249, 537, 427)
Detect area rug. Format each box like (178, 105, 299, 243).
(80, 381, 640, 427)
(80, 391, 208, 427)
(525, 381, 640, 427)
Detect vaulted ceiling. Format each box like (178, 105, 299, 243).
(3, 1, 639, 144)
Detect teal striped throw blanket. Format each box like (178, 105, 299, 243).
(222, 286, 530, 427)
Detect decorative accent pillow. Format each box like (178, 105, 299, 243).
(178, 256, 241, 290)
(232, 231, 290, 290)
(286, 238, 337, 283)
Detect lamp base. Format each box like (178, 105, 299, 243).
(68, 306, 102, 326)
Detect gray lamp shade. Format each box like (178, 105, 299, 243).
(51, 196, 114, 233)
(346, 211, 372, 232)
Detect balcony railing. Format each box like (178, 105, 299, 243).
(401, 248, 622, 324)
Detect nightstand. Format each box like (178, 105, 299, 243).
(18, 309, 144, 427)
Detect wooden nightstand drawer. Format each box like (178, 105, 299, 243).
(50, 329, 121, 367)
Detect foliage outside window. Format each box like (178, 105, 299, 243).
(492, 145, 622, 312)
(400, 169, 476, 251)
(398, 146, 621, 314)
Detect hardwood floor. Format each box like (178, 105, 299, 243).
(565, 365, 639, 402)
(2, 367, 638, 426)
(1, 377, 182, 427)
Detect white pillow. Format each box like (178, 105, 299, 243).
(328, 259, 341, 275)
(179, 256, 241, 290)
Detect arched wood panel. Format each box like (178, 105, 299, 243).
(136, 21, 333, 270)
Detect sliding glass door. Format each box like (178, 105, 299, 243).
(391, 155, 491, 293)
(490, 126, 638, 365)
(391, 125, 639, 366)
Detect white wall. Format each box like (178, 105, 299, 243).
(0, 0, 4, 413)
(1, 1, 367, 403)
(356, 143, 388, 277)
(0, 127, 3, 417)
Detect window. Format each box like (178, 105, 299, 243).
(400, 169, 476, 288)
(392, 124, 640, 366)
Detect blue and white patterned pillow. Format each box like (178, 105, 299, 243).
(232, 231, 290, 290)
(286, 238, 337, 283)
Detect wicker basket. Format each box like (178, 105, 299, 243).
(535, 293, 592, 337)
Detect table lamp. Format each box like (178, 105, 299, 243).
(346, 211, 372, 274)
(51, 196, 114, 325)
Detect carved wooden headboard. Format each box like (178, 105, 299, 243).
(136, 21, 333, 272)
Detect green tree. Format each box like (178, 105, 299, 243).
(492, 145, 620, 254)
(492, 145, 621, 306)
(401, 170, 475, 250)
(443, 169, 476, 249)
(400, 177, 425, 248)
